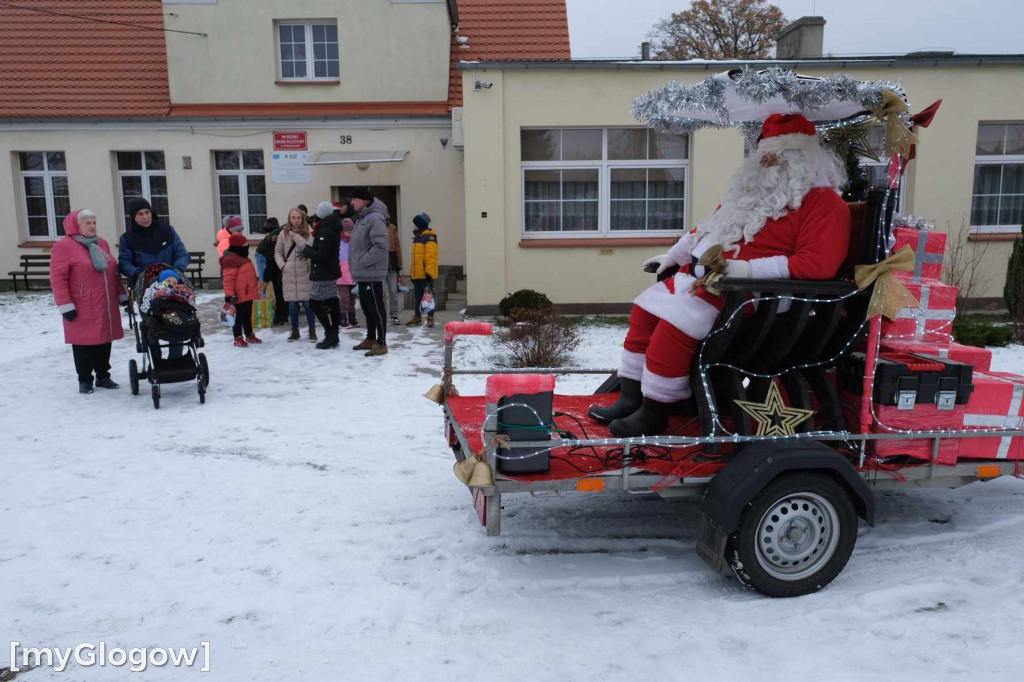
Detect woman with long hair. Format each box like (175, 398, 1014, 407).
(275, 208, 317, 342)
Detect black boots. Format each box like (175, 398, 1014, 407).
(95, 377, 119, 389)
(79, 380, 94, 394)
(606, 395, 679, 438)
(588, 377, 642, 424)
(609, 397, 676, 437)
(316, 330, 339, 349)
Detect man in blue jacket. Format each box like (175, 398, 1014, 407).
(117, 197, 190, 285)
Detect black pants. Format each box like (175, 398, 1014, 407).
(72, 343, 112, 383)
(358, 281, 387, 345)
(310, 297, 341, 335)
(271, 274, 287, 323)
(233, 301, 254, 338)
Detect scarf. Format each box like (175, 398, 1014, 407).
(73, 235, 109, 272)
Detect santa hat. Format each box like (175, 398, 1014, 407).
(757, 113, 818, 156)
(228, 233, 248, 248)
(227, 216, 244, 232)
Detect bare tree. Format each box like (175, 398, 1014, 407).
(943, 216, 991, 315)
(648, 0, 787, 60)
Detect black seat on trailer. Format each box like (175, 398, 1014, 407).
(689, 189, 894, 442)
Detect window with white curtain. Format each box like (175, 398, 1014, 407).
(521, 128, 689, 237)
(116, 151, 170, 230)
(277, 22, 339, 80)
(971, 122, 1024, 234)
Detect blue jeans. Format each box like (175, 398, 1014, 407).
(254, 252, 267, 281)
(289, 300, 316, 329)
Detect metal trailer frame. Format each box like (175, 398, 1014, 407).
(441, 337, 1024, 537)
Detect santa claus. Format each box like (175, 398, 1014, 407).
(589, 113, 852, 437)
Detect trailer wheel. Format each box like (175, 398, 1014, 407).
(726, 473, 856, 598)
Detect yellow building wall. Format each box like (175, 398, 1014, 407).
(0, 124, 465, 277)
(462, 63, 1024, 310)
(163, 0, 452, 104)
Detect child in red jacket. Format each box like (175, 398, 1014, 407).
(221, 233, 261, 347)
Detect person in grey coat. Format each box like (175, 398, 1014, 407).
(348, 187, 390, 356)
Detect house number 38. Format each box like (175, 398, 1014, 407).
(340, 135, 353, 144)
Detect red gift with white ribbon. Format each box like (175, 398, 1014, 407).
(960, 371, 1024, 460)
(881, 271, 957, 342)
(892, 226, 946, 283)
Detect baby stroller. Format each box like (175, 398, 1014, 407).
(126, 263, 209, 409)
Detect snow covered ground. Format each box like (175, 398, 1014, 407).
(2, 292, 1024, 681)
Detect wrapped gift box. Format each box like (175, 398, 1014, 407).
(881, 272, 957, 341)
(892, 226, 946, 282)
(959, 371, 1024, 460)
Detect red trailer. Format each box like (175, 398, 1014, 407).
(437, 71, 1024, 597)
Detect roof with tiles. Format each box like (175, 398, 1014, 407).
(448, 0, 571, 109)
(0, 0, 170, 118)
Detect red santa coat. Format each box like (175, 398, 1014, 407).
(634, 187, 851, 335)
(49, 212, 127, 346)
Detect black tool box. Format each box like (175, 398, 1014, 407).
(495, 391, 553, 474)
(841, 351, 974, 408)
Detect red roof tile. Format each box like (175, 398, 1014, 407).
(0, 1, 170, 118)
(449, 0, 571, 108)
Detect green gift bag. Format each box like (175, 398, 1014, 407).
(251, 283, 276, 329)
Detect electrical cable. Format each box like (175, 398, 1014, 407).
(0, 1, 209, 37)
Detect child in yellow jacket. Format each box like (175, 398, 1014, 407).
(406, 213, 438, 327)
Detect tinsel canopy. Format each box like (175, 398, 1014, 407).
(632, 67, 909, 134)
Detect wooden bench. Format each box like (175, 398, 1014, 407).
(186, 251, 206, 289)
(8, 254, 51, 292)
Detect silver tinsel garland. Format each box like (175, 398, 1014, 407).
(893, 214, 935, 231)
(632, 66, 907, 134)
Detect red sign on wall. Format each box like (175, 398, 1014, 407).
(273, 132, 307, 151)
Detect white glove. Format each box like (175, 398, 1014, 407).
(724, 259, 752, 279)
(642, 253, 676, 275)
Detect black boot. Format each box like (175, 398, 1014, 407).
(79, 380, 94, 394)
(588, 377, 642, 424)
(95, 377, 120, 389)
(316, 330, 339, 350)
(609, 397, 674, 437)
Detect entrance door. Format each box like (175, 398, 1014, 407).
(334, 186, 399, 226)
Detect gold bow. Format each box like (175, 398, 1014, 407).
(691, 244, 728, 294)
(872, 89, 919, 159)
(453, 455, 495, 488)
(854, 244, 920, 320)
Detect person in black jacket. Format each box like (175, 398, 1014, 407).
(256, 218, 288, 325)
(306, 201, 343, 349)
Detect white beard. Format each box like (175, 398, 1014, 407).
(694, 144, 846, 255)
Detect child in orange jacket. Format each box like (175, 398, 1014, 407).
(221, 233, 261, 347)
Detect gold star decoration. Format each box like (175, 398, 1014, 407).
(734, 381, 815, 437)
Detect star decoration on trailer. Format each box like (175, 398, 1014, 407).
(734, 381, 815, 437)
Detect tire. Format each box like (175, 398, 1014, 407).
(726, 473, 857, 598)
(151, 384, 160, 410)
(198, 378, 206, 405)
(128, 360, 140, 396)
(198, 352, 210, 388)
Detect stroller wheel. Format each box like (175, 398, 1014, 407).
(129, 360, 140, 396)
(198, 353, 210, 388)
(198, 377, 206, 404)
(151, 384, 160, 410)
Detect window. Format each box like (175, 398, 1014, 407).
(521, 128, 688, 236)
(18, 152, 70, 239)
(277, 22, 339, 80)
(214, 151, 267, 234)
(971, 123, 1024, 234)
(117, 151, 169, 230)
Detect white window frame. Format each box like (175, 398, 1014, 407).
(19, 151, 69, 240)
(116, 151, 169, 230)
(520, 128, 690, 239)
(214, 150, 266, 236)
(971, 122, 1024, 234)
(276, 21, 339, 81)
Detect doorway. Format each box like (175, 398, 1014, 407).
(334, 185, 399, 226)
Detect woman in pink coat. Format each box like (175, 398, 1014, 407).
(49, 209, 127, 394)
